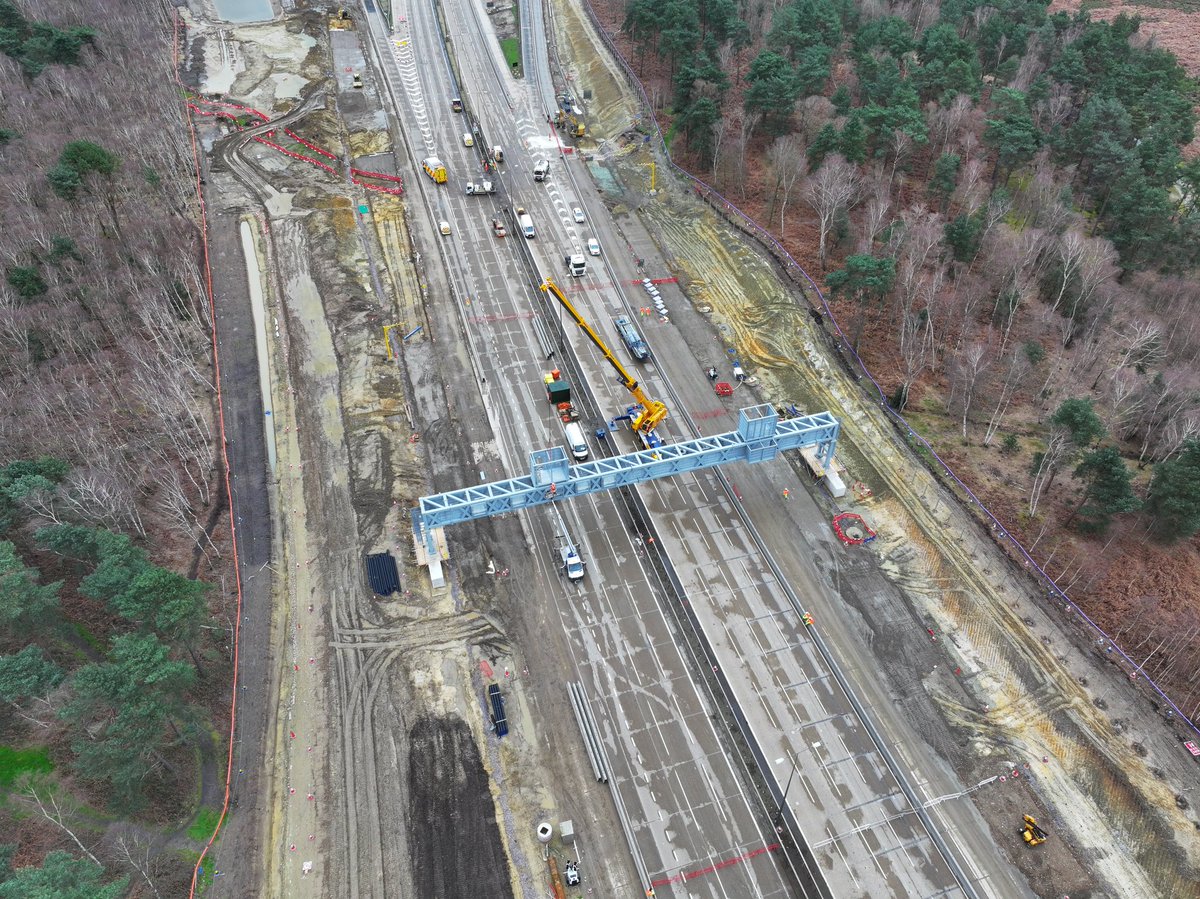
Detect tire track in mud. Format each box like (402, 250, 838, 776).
(620, 171, 1197, 893)
(269, 224, 397, 899)
(885, 459, 1191, 895)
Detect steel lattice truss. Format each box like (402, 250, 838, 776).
(412, 405, 840, 551)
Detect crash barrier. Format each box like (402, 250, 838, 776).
(576, 0, 1199, 736)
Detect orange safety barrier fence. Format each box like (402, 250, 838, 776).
(174, 13, 249, 895)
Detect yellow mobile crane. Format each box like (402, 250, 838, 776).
(539, 279, 667, 445)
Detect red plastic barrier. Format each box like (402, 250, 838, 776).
(351, 168, 404, 184)
(284, 129, 338, 159)
(254, 137, 338, 174)
(353, 179, 403, 196)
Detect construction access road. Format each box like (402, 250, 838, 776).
(187, 1, 1200, 898)
(366, 0, 1029, 893)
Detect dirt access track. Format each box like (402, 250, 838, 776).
(178, 1, 1199, 898)
(556, 0, 1200, 893)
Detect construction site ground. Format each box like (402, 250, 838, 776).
(183, 2, 1199, 898)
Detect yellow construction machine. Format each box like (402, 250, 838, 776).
(539, 279, 667, 445)
(1021, 815, 1048, 846)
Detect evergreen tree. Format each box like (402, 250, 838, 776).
(930, 152, 960, 208)
(0, 851, 127, 899)
(62, 634, 195, 812)
(1145, 440, 1200, 540)
(0, 542, 60, 635)
(1068, 446, 1140, 533)
(984, 88, 1040, 181)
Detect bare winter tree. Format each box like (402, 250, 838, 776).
(1159, 413, 1200, 461)
(736, 112, 763, 200)
(112, 831, 164, 899)
(1104, 369, 1146, 435)
(1034, 80, 1075, 132)
(796, 95, 835, 143)
(765, 134, 808, 238)
(802, 154, 862, 271)
(930, 93, 975, 154)
(982, 343, 1032, 446)
(895, 269, 941, 410)
(1028, 428, 1070, 518)
(956, 153, 989, 213)
(891, 207, 943, 353)
(1112, 321, 1165, 375)
(948, 339, 993, 439)
(21, 784, 102, 867)
(859, 163, 894, 253)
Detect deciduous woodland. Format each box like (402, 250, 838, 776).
(0, 0, 225, 893)
(594, 0, 1200, 713)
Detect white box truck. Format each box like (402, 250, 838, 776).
(565, 251, 587, 277)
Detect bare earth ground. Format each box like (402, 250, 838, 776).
(184, 5, 636, 898)
(556, 0, 1200, 895)
(185, 2, 1200, 899)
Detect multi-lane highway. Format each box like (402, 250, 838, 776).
(358, 0, 1031, 895)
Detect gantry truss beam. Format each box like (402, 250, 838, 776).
(412, 405, 839, 560)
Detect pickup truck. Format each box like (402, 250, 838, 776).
(464, 180, 494, 195)
(491, 218, 507, 237)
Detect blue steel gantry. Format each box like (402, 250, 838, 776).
(412, 404, 840, 579)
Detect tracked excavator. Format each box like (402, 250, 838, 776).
(1021, 814, 1048, 846)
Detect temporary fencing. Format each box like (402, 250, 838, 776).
(175, 13, 248, 898)
(187, 95, 402, 191)
(576, 0, 1199, 736)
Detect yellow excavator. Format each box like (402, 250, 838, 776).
(539, 279, 667, 446)
(1021, 815, 1048, 846)
(553, 109, 585, 138)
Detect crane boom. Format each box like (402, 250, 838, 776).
(539, 279, 668, 436)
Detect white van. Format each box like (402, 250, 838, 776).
(463, 133, 474, 147)
(563, 421, 589, 461)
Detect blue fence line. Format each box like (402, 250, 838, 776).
(576, 0, 1197, 736)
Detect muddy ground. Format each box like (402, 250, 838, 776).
(552, 0, 1200, 895)
(185, 2, 1200, 898)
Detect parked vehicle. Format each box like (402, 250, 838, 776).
(563, 421, 589, 461)
(613, 315, 649, 361)
(517, 206, 535, 238)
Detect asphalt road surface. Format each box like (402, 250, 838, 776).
(360, 0, 1033, 895)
